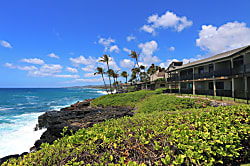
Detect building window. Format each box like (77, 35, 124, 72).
(160, 84, 165, 88)
(198, 67, 204, 74)
(209, 65, 214, 72)
(208, 82, 213, 90)
(181, 83, 186, 89)
(216, 82, 224, 90)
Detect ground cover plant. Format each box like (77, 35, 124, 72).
(137, 94, 211, 113)
(90, 90, 154, 107)
(3, 90, 250, 166)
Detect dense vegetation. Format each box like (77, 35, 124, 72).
(90, 90, 154, 108)
(3, 90, 250, 166)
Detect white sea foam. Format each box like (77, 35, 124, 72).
(0, 112, 46, 158)
(50, 104, 71, 111)
(0, 107, 13, 111)
(97, 90, 116, 94)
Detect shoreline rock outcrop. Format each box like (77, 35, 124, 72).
(0, 99, 133, 165)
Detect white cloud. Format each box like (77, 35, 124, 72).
(107, 58, 120, 70)
(123, 48, 131, 54)
(17, 66, 37, 71)
(169, 46, 175, 51)
(138, 40, 160, 65)
(196, 21, 250, 54)
(0, 40, 12, 48)
(21, 58, 45, 65)
(54, 74, 80, 78)
(48, 53, 59, 59)
(127, 35, 136, 42)
(141, 11, 193, 35)
(65, 78, 104, 83)
(66, 67, 78, 73)
(84, 73, 96, 77)
(120, 59, 134, 69)
(4, 62, 16, 69)
(141, 25, 155, 35)
(70, 56, 96, 66)
(98, 37, 115, 52)
(159, 59, 178, 68)
(182, 58, 198, 64)
(28, 64, 62, 77)
(160, 57, 198, 68)
(82, 65, 95, 72)
(98, 57, 120, 70)
(109, 45, 119, 53)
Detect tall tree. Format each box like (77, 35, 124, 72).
(107, 69, 116, 93)
(129, 50, 140, 68)
(99, 54, 112, 94)
(121, 71, 128, 83)
(94, 67, 108, 93)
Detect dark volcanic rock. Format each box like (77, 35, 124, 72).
(34, 104, 133, 150)
(0, 152, 28, 165)
(1, 99, 133, 164)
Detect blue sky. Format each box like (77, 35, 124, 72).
(1, 0, 250, 88)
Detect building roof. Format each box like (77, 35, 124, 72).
(168, 45, 250, 72)
(157, 72, 165, 77)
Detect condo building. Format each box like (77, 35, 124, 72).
(166, 45, 250, 99)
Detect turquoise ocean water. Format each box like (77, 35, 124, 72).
(0, 88, 105, 158)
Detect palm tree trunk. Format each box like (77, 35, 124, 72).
(106, 62, 113, 94)
(113, 77, 116, 92)
(101, 73, 108, 93)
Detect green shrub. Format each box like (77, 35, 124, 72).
(3, 105, 249, 165)
(137, 94, 211, 113)
(91, 90, 153, 107)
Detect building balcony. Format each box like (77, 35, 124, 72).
(245, 63, 250, 73)
(195, 90, 214, 96)
(194, 72, 213, 79)
(180, 89, 193, 94)
(216, 89, 232, 97)
(214, 70, 232, 77)
(232, 65, 244, 75)
(167, 77, 179, 82)
(180, 74, 193, 81)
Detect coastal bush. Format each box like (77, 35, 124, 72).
(137, 94, 211, 113)
(3, 105, 249, 165)
(90, 90, 154, 107)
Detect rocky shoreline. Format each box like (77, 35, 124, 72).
(0, 99, 133, 165)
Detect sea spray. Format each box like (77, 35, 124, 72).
(0, 88, 105, 158)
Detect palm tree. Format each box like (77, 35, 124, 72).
(113, 72, 119, 91)
(107, 69, 115, 93)
(94, 67, 108, 93)
(129, 50, 140, 68)
(128, 73, 136, 83)
(99, 54, 112, 94)
(131, 67, 140, 82)
(121, 71, 128, 83)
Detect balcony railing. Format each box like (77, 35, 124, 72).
(232, 65, 244, 75)
(180, 89, 193, 94)
(195, 90, 214, 96)
(216, 89, 232, 97)
(245, 63, 250, 73)
(180, 74, 193, 81)
(194, 72, 213, 79)
(214, 70, 232, 77)
(167, 77, 179, 82)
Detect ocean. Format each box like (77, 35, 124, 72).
(0, 88, 106, 158)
